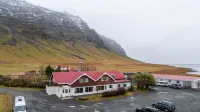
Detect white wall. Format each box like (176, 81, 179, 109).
(191, 80, 200, 89)
(54, 82, 131, 98)
(46, 86, 57, 95)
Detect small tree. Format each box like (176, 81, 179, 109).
(55, 65, 61, 72)
(134, 72, 156, 89)
(45, 65, 54, 77)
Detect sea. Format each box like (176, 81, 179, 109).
(170, 64, 200, 75)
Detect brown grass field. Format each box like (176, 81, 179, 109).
(0, 41, 191, 75)
(0, 94, 12, 112)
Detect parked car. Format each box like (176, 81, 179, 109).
(170, 84, 182, 89)
(13, 96, 28, 112)
(136, 106, 160, 112)
(156, 81, 169, 87)
(152, 101, 176, 112)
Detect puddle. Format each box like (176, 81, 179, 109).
(69, 106, 76, 108)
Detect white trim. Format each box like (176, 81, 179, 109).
(54, 72, 125, 85)
(70, 73, 96, 85)
(96, 73, 116, 81)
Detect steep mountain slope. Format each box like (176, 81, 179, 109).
(0, 0, 189, 75)
(99, 35, 126, 56)
(0, 0, 129, 62)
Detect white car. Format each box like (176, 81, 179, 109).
(156, 81, 169, 87)
(13, 96, 28, 112)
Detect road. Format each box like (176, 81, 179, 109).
(0, 87, 200, 112)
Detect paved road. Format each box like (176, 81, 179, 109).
(0, 87, 200, 112)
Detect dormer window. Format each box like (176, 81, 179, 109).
(111, 74, 115, 78)
(85, 78, 88, 82)
(105, 77, 108, 81)
(79, 78, 83, 83)
(101, 77, 104, 81)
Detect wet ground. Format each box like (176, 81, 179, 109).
(0, 87, 200, 112)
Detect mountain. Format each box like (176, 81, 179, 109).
(0, 0, 189, 75)
(99, 35, 126, 56)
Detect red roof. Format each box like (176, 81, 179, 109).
(115, 79, 130, 83)
(153, 74, 200, 81)
(106, 71, 126, 79)
(52, 71, 128, 85)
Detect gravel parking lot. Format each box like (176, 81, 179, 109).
(0, 87, 200, 112)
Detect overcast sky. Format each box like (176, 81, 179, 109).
(26, 0, 200, 64)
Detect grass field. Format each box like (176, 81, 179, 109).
(0, 94, 12, 112)
(0, 40, 190, 75)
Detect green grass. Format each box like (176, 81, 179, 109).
(0, 94, 12, 112)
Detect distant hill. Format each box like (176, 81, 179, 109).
(99, 35, 126, 56)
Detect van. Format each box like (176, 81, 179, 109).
(13, 96, 28, 112)
(156, 81, 169, 87)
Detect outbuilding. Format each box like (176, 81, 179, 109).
(153, 74, 200, 89)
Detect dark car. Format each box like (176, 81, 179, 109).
(152, 101, 176, 112)
(136, 107, 160, 112)
(170, 84, 182, 89)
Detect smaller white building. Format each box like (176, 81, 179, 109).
(153, 74, 200, 89)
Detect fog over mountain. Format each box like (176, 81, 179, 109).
(26, 0, 200, 64)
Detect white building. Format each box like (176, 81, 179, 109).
(46, 71, 131, 99)
(153, 74, 200, 89)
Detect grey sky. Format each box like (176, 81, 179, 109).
(26, 0, 200, 64)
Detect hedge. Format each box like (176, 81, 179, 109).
(3, 78, 48, 88)
(0, 76, 11, 84)
(102, 88, 127, 97)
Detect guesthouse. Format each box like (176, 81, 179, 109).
(46, 71, 131, 99)
(153, 74, 200, 89)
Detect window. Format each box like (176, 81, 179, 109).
(101, 77, 104, 81)
(105, 86, 107, 90)
(111, 74, 115, 79)
(177, 80, 180, 83)
(109, 85, 113, 88)
(96, 86, 104, 91)
(124, 84, 127, 87)
(85, 87, 93, 92)
(105, 77, 109, 81)
(75, 88, 83, 93)
(63, 89, 65, 93)
(160, 79, 162, 81)
(69, 89, 70, 93)
(169, 80, 171, 82)
(118, 84, 121, 88)
(79, 78, 83, 83)
(198, 83, 200, 87)
(85, 78, 88, 82)
(65, 89, 68, 93)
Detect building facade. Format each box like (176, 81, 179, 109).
(153, 74, 200, 89)
(46, 71, 131, 98)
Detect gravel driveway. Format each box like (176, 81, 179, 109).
(0, 87, 200, 112)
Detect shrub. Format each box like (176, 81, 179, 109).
(4, 78, 31, 87)
(102, 88, 127, 97)
(0, 76, 11, 84)
(102, 91, 117, 97)
(128, 86, 134, 92)
(117, 88, 127, 95)
(4, 81, 11, 87)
